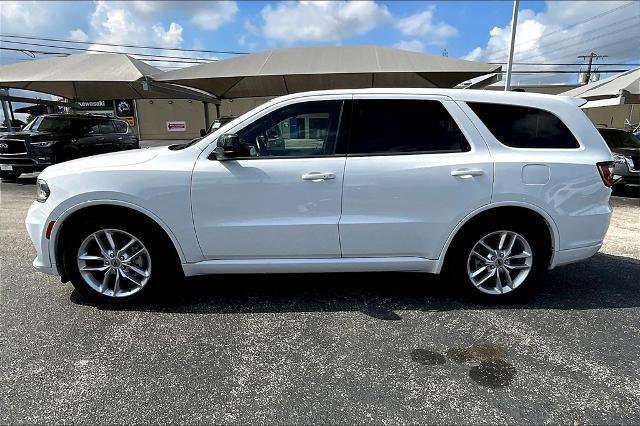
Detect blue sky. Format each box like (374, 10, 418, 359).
(0, 1, 638, 85)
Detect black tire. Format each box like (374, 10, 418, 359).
(446, 218, 548, 302)
(62, 216, 181, 304)
(0, 171, 20, 181)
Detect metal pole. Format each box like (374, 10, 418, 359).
(1, 100, 12, 132)
(203, 101, 210, 129)
(504, 0, 520, 92)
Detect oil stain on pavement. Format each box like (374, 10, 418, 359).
(411, 343, 516, 389)
(410, 349, 446, 366)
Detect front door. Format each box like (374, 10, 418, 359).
(339, 96, 494, 260)
(191, 98, 348, 259)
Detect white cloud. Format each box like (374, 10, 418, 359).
(463, 47, 483, 61)
(259, 1, 391, 42)
(85, 1, 221, 69)
(152, 23, 184, 48)
(191, 2, 239, 31)
(463, 1, 640, 84)
(395, 7, 458, 39)
(0, 1, 54, 34)
(393, 40, 425, 53)
(69, 29, 89, 42)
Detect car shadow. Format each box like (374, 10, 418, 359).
(70, 252, 640, 317)
(612, 184, 640, 199)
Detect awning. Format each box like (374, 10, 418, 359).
(155, 45, 502, 99)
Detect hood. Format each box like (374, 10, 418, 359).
(40, 147, 164, 178)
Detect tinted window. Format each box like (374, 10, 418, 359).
(348, 100, 470, 155)
(114, 120, 128, 133)
(598, 129, 640, 149)
(235, 100, 343, 158)
(99, 120, 116, 134)
(76, 118, 105, 135)
(468, 102, 580, 149)
(33, 116, 71, 133)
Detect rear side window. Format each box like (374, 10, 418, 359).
(99, 120, 116, 134)
(349, 99, 470, 155)
(468, 102, 580, 149)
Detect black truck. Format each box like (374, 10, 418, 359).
(0, 114, 139, 180)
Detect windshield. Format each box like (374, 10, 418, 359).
(30, 116, 72, 133)
(599, 129, 640, 149)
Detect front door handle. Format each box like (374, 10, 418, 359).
(451, 169, 484, 178)
(302, 172, 336, 181)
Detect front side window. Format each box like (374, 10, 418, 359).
(468, 102, 580, 149)
(348, 99, 470, 155)
(235, 100, 343, 158)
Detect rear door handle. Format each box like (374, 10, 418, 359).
(451, 169, 485, 178)
(302, 172, 336, 181)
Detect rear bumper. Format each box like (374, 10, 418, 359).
(549, 243, 602, 269)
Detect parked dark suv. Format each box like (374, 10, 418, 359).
(597, 127, 640, 187)
(0, 114, 139, 181)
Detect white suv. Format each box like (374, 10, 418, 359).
(26, 89, 614, 303)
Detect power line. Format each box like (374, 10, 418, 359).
(514, 33, 639, 65)
(0, 33, 249, 55)
(487, 1, 637, 61)
(489, 62, 640, 66)
(490, 15, 639, 63)
(0, 39, 216, 62)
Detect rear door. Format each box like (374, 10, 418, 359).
(98, 119, 119, 152)
(75, 118, 108, 156)
(339, 95, 493, 260)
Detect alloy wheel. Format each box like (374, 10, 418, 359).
(466, 230, 533, 295)
(76, 228, 152, 298)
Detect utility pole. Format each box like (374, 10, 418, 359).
(578, 52, 607, 84)
(504, 0, 520, 91)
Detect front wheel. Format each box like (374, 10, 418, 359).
(62, 218, 179, 303)
(449, 221, 546, 300)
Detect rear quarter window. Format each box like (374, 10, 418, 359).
(468, 102, 580, 149)
(113, 120, 128, 133)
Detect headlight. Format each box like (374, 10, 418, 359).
(31, 141, 55, 147)
(36, 179, 50, 203)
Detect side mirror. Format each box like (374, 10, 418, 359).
(213, 133, 240, 160)
(200, 128, 206, 137)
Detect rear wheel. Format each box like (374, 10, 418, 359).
(62, 217, 180, 304)
(448, 220, 547, 301)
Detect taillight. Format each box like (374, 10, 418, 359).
(597, 161, 615, 187)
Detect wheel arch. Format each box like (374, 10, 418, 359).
(51, 200, 187, 279)
(436, 202, 560, 273)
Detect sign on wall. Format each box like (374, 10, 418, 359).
(166, 121, 187, 132)
(114, 99, 135, 127)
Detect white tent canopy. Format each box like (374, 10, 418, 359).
(155, 45, 502, 99)
(560, 67, 640, 108)
(0, 53, 217, 102)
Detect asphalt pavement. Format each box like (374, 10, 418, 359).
(1, 177, 639, 424)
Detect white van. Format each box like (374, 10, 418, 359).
(26, 89, 614, 303)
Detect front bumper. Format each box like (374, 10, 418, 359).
(26, 201, 58, 276)
(0, 155, 51, 174)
